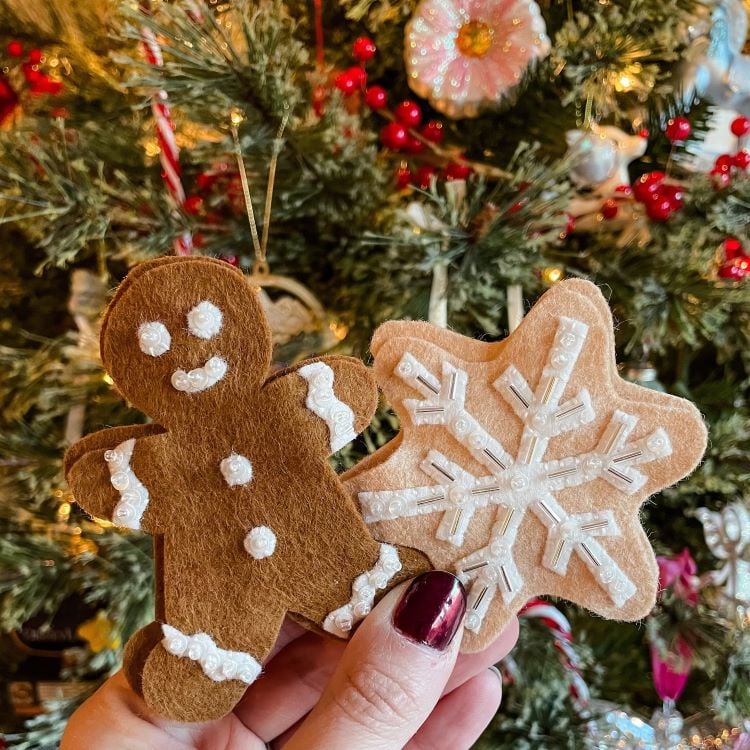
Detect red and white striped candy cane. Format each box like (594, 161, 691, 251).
(140, 2, 204, 255)
(519, 598, 591, 707)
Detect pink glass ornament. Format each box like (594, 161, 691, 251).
(650, 636, 692, 702)
(404, 0, 550, 118)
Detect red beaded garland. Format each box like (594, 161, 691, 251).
(352, 37, 377, 62)
(394, 100, 422, 128)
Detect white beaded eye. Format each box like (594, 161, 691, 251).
(138, 321, 171, 357)
(187, 300, 223, 339)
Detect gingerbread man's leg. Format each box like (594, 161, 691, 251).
(132, 541, 288, 723)
(289, 505, 430, 639)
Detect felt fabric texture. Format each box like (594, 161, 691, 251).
(65, 257, 429, 722)
(343, 279, 707, 653)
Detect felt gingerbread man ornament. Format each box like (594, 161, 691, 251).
(343, 279, 708, 652)
(65, 257, 428, 722)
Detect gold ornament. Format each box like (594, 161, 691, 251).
(77, 611, 121, 653)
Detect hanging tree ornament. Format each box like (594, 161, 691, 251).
(695, 501, 750, 607)
(404, 0, 550, 119)
(229, 111, 342, 360)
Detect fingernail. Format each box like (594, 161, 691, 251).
(393, 571, 466, 652)
(487, 665, 503, 684)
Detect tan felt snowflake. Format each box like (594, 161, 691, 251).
(343, 280, 707, 652)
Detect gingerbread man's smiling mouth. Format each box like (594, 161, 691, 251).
(171, 356, 228, 393)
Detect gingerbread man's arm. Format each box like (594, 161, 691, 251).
(65, 424, 167, 532)
(264, 355, 378, 456)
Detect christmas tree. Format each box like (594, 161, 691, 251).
(0, 0, 748, 747)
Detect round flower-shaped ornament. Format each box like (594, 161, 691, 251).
(405, 0, 550, 118)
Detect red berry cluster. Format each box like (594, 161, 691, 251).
(0, 41, 64, 124)
(707, 117, 750, 188)
(718, 237, 750, 281)
(334, 36, 377, 98)
(631, 171, 684, 222)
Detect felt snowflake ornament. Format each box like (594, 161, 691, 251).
(404, 0, 551, 118)
(65, 257, 428, 722)
(344, 280, 707, 652)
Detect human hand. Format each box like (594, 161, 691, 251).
(61, 572, 519, 750)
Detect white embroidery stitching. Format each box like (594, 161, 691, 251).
(104, 438, 150, 530)
(359, 316, 672, 632)
(171, 356, 227, 393)
(220, 453, 253, 487)
(138, 321, 171, 357)
(161, 624, 262, 684)
(244, 526, 277, 559)
(323, 544, 402, 638)
(187, 300, 223, 339)
(298, 362, 357, 453)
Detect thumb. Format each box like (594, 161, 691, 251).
(285, 571, 466, 750)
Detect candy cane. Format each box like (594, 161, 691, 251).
(519, 598, 591, 706)
(140, 2, 204, 255)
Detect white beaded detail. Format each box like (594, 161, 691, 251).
(187, 300, 223, 339)
(137, 321, 171, 357)
(361, 316, 672, 633)
(161, 624, 261, 684)
(104, 438, 150, 530)
(171, 356, 227, 393)
(298, 362, 357, 453)
(220, 453, 253, 487)
(243, 526, 277, 559)
(323, 544, 402, 638)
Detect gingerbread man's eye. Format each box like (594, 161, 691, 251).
(138, 321, 171, 357)
(187, 300, 223, 339)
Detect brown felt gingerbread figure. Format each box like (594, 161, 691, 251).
(343, 279, 707, 653)
(65, 256, 428, 722)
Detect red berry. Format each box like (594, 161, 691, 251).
(638, 128, 650, 139)
(632, 171, 665, 202)
(724, 238, 744, 259)
(394, 164, 412, 189)
(415, 165, 437, 189)
(731, 116, 750, 137)
(222, 254, 240, 266)
(718, 257, 750, 280)
(348, 66, 367, 87)
(28, 48, 42, 64)
(196, 172, 218, 191)
(665, 117, 691, 142)
(734, 150, 750, 169)
(646, 194, 674, 222)
(614, 184, 633, 196)
(183, 195, 204, 215)
(334, 70, 358, 96)
(714, 154, 733, 173)
(601, 198, 618, 219)
(421, 120, 444, 144)
(380, 122, 408, 150)
(394, 100, 422, 128)
(444, 161, 472, 180)
(364, 86, 387, 110)
(7, 41, 23, 57)
(404, 135, 425, 154)
(352, 36, 377, 62)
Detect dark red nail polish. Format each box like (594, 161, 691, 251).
(393, 571, 466, 651)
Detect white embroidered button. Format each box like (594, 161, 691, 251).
(220, 453, 253, 487)
(138, 321, 171, 357)
(244, 526, 277, 559)
(187, 300, 223, 339)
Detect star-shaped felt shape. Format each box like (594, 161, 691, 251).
(343, 280, 707, 652)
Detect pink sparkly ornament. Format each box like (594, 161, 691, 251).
(404, 0, 550, 119)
